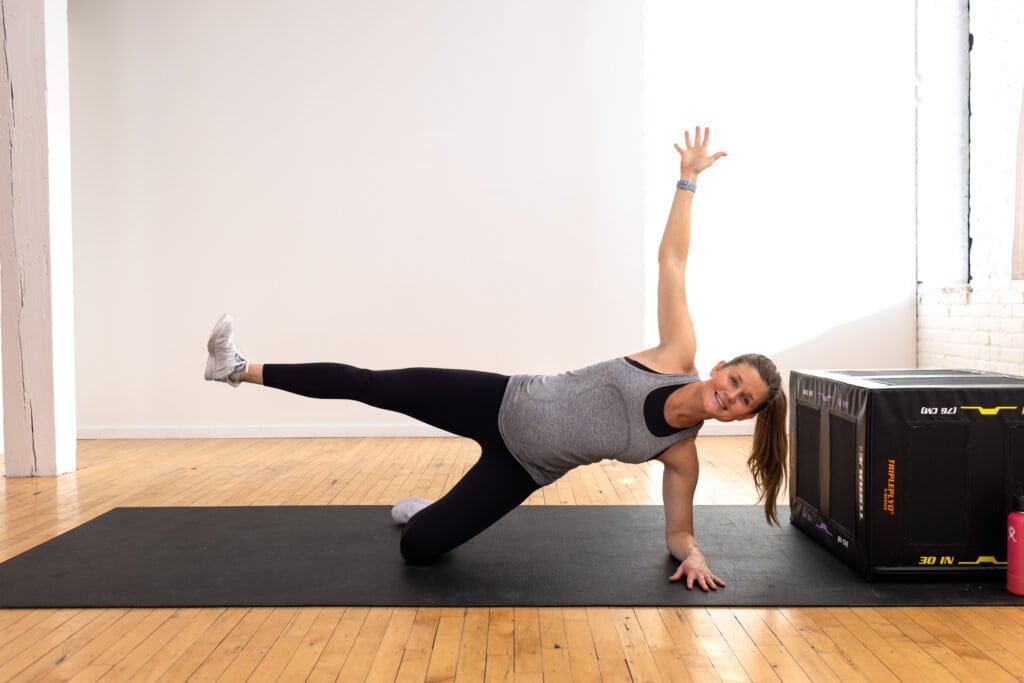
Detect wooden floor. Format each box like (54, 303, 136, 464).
(1, 435, 1023, 682)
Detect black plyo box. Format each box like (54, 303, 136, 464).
(789, 369, 1024, 580)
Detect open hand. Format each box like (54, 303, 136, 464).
(674, 126, 727, 180)
(669, 554, 726, 592)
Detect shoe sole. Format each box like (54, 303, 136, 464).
(205, 314, 233, 381)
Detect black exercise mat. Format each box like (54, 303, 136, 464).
(0, 505, 1021, 608)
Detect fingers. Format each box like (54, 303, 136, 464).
(675, 126, 724, 175)
(678, 570, 723, 591)
(686, 573, 710, 591)
(679, 126, 725, 155)
(696, 572, 723, 591)
(687, 126, 703, 150)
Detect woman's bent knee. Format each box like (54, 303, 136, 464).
(400, 529, 444, 565)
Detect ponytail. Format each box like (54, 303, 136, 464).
(749, 390, 788, 525)
(725, 353, 788, 526)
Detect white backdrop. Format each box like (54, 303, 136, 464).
(69, 0, 916, 438)
(644, 1, 917, 433)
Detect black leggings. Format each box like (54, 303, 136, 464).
(262, 363, 541, 563)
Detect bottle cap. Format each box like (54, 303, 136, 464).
(1015, 494, 1024, 513)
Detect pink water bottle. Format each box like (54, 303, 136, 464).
(1010, 494, 1024, 596)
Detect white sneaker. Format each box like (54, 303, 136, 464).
(204, 314, 247, 387)
(391, 497, 433, 524)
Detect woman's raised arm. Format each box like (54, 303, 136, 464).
(653, 126, 727, 366)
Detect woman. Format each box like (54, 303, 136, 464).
(205, 126, 787, 592)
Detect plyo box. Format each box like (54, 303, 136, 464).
(789, 369, 1024, 580)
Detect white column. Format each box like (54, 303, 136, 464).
(1013, 86, 1024, 279)
(915, 0, 971, 285)
(0, 0, 77, 476)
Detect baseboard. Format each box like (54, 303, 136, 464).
(698, 422, 755, 436)
(76, 423, 456, 439)
(78, 420, 756, 439)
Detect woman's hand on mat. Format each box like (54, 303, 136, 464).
(674, 125, 727, 180)
(670, 551, 726, 591)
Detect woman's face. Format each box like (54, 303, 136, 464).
(705, 362, 769, 422)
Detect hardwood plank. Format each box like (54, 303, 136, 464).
(331, 607, 394, 682)
(752, 609, 841, 683)
(682, 609, 752, 683)
(53, 609, 175, 682)
(537, 609, 573, 682)
(0, 608, 47, 637)
(216, 607, 299, 681)
(395, 608, 441, 683)
(7, 610, 128, 679)
(276, 607, 348, 681)
(610, 608, 665, 683)
(884, 607, 1018, 683)
(632, 608, 697, 683)
(456, 608, 489, 679)
(486, 607, 514, 658)
(179, 607, 273, 681)
(926, 607, 1024, 680)
(153, 608, 249, 682)
(512, 607, 542, 677)
(425, 607, 466, 682)
(121, 609, 227, 681)
(365, 607, 417, 683)
(483, 654, 513, 683)
(776, 608, 865, 682)
(732, 610, 812, 683)
(802, 609, 895, 682)
(560, 608, 602, 683)
(3, 609, 120, 681)
(0, 609, 77, 657)
(705, 609, 779, 682)
(652, 608, 720, 681)
(242, 608, 322, 683)
(955, 607, 1024, 662)
(584, 608, 633, 682)
(827, 607, 957, 683)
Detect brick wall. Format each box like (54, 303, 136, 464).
(917, 283, 1024, 372)
(917, 2, 1024, 374)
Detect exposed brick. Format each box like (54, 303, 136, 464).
(915, 2, 1023, 376)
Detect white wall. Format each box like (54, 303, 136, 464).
(915, 0, 970, 285)
(69, 1, 917, 438)
(645, 1, 917, 433)
(918, 2, 1024, 373)
(70, 0, 645, 437)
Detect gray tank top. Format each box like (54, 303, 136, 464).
(497, 357, 704, 485)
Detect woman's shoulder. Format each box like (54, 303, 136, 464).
(626, 347, 698, 376)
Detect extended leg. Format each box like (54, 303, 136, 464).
(205, 316, 508, 441)
(261, 363, 509, 443)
